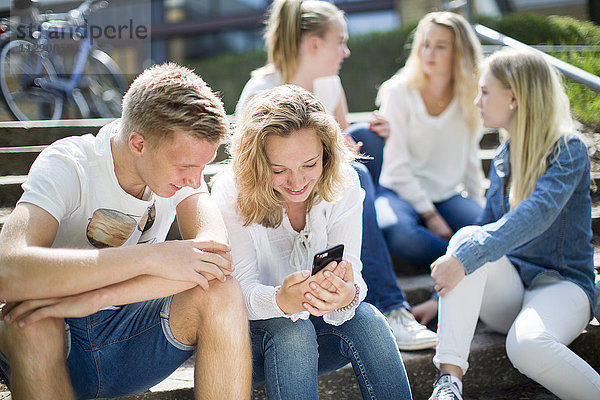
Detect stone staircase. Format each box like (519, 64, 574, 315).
(0, 118, 599, 400)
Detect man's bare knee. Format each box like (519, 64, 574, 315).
(207, 277, 245, 307)
(170, 278, 247, 344)
(0, 318, 66, 360)
(177, 277, 244, 313)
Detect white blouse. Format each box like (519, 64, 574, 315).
(211, 168, 367, 326)
(378, 82, 484, 213)
(235, 69, 342, 118)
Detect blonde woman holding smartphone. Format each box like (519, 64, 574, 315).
(213, 85, 413, 399)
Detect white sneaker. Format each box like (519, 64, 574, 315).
(429, 374, 463, 400)
(385, 308, 437, 350)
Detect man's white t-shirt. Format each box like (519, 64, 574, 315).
(18, 119, 205, 250)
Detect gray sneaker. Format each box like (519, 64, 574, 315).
(385, 308, 437, 350)
(429, 374, 463, 400)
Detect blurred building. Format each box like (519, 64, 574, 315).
(0, 0, 593, 72)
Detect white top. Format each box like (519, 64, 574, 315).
(378, 83, 484, 213)
(19, 119, 205, 249)
(211, 168, 367, 326)
(235, 69, 342, 117)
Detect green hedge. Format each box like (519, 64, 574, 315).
(186, 14, 599, 129)
(553, 50, 600, 130)
(185, 24, 417, 115)
(478, 14, 600, 130)
(478, 14, 600, 45)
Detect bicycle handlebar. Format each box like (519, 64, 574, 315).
(19, 0, 109, 28)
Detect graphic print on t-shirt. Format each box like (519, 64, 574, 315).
(86, 203, 156, 248)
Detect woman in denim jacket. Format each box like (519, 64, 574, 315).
(428, 48, 600, 400)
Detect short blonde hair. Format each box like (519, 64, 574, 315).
(262, 0, 344, 83)
(121, 63, 229, 145)
(231, 85, 355, 228)
(378, 11, 483, 134)
(486, 48, 574, 208)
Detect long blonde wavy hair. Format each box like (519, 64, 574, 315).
(487, 48, 574, 208)
(231, 85, 355, 228)
(258, 0, 344, 84)
(378, 11, 483, 134)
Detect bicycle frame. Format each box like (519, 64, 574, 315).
(24, 22, 94, 116)
(34, 25, 93, 94)
(0, 0, 126, 120)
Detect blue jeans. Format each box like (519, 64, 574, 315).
(250, 302, 413, 400)
(349, 125, 409, 313)
(376, 187, 483, 266)
(66, 297, 194, 399)
(348, 122, 385, 183)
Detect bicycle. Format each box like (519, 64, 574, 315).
(0, 0, 127, 121)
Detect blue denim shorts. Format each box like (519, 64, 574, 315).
(65, 296, 195, 399)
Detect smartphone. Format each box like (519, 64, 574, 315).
(312, 244, 344, 275)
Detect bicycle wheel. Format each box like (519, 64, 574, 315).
(0, 39, 63, 121)
(80, 49, 127, 118)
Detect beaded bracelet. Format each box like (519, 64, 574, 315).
(336, 284, 360, 312)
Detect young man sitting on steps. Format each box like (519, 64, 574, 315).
(0, 63, 252, 400)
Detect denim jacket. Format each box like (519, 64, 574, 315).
(454, 135, 596, 313)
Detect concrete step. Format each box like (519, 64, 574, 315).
(0, 119, 112, 147)
(0, 118, 494, 173)
(0, 135, 494, 183)
(0, 272, 597, 399)
(0, 116, 238, 148)
(0, 147, 496, 209)
(0, 176, 25, 209)
(0, 146, 45, 176)
(102, 321, 600, 400)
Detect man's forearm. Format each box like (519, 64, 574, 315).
(0, 245, 150, 302)
(2, 275, 202, 327)
(97, 275, 199, 307)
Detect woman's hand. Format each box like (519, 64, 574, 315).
(275, 270, 312, 315)
(311, 260, 345, 291)
(422, 210, 453, 240)
(275, 259, 348, 315)
(343, 134, 363, 154)
(369, 111, 390, 139)
(430, 254, 466, 296)
(303, 261, 356, 317)
(411, 298, 438, 325)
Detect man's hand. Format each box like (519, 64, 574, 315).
(430, 254, 466, 296)
(1, 289, 106, 328)
(145, 239, 232, 289)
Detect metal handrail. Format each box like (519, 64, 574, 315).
(474, 24, 600, 92)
